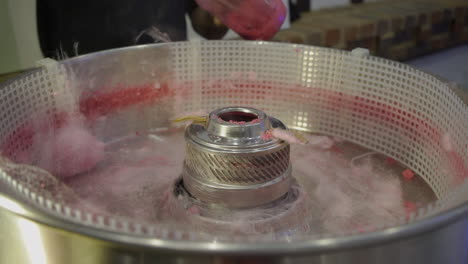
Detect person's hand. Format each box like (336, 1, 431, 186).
(194, 0, 286, 40)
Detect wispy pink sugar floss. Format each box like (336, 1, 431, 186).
(441, 133, 454, 152)
(228, 120, 246, 125)
(261, 131, 274, 141)
(35, 118, 105, 178)
(402, 169, 415, 181)
(249, 118, 261, 124)
(271, 128, 303, 144)
(23, 126, 410, 237)
(292, 142, 405, 234)
(306, 135, 334, 149)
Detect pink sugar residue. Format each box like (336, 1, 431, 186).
(402, 169, 415, 180)
(80, 83, 172, 120)
(330, 145, 344, 154)
(228, 120, 247, 125)
(250, 118, 261, 124)
(441, 133, 454, 152)
(271, 128, 303, 144)
(228, 118, 260, 125)
(216, 117, 261, 125)
(0, 77, 444, 239)
(306, 135, 334, 149)
(261, 131, 273, 140)
(187, 205, 200, 215)
(404, 201, 416, 216)
(17, 115, 106, 179)
(385, 157, 396, 165)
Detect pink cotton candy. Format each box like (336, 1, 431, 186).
(306, 135, 334, 149)
(261, 131, 273, 141)
(385, 157, 396, 165)
(372, 177, 404, 213)
(228, 120, 247, 125)
(271, 128, 304, 144)
(441, 133, 454, 152)
(250, 118, 261, 124)
(292, 146, 406, 235)
(227, 118, 261, 125)
(402, 169, 415, 180)
(37, 121, 105, 178)
(187, 205, 200, 215)
(51, 127, 409, 238)
(330, 145, 344, 154)
(404, 201, 416, 216)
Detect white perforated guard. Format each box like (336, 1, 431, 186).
(0, 41, 466, 242)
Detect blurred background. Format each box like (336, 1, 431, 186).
(1, 0, 467, 90)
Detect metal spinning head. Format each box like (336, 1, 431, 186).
(182, 106, 292, 208)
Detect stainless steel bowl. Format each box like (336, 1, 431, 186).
(0, 41, 467, 264)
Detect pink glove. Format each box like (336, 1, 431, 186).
(195, 0, 286, 40)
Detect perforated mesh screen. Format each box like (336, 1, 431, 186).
(0, 41, 466, 240)
(171, 41, 467, 200)
(0, 61, 80, 154)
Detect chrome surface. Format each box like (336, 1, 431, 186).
(206, 106, 270, 139)
(0, 191, 467, 263)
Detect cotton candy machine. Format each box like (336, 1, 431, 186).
(0, 41, 466, 264)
